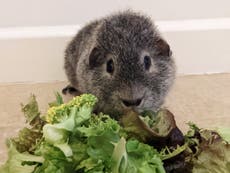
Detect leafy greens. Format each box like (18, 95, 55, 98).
(1, 93, 230, 173)
(0, 94, 165, 173)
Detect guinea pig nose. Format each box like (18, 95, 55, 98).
(122, 98, 142, 107)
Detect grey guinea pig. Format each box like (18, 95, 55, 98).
(63, 10, 176, 117)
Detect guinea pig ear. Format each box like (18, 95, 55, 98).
(155, 38, 171, 57)
(89, 47, 105, 68)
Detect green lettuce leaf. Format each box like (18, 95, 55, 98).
(112, 138, 165, 173)
(33, 143, 75, 173)
(0, 141, 43, 173)
(1, 93, 166, 173)
(75, 114, 121, 172)
(48, 92, 64, 107)
(216, 127, 230, 143)
(12, 95, 45, 153)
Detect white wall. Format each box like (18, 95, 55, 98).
(0, 0, 230, 82)
(1, 0, 230, 27)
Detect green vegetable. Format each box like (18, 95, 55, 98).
(13, 95, 45, 153)
(111, 138, 165, 173)
(1, 94, 165, 173)
(1, 93, 230, 173)
(216, 127, 230, 143)
(0, 141, 43, 173)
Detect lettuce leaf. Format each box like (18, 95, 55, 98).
(5, 93, 230, 173)
(0, 141, 43, 173)
(12, 95, 45, 153)
(33, 143, 75, 173)
(1, 93, 166, 173)
(112, 138, 165, 173)
(216, 127, 230, 143)
(192, 141, 230, 173)
(184, 123, 230, 173)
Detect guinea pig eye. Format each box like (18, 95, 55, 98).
(106, 59, 114, 74)
(144, 56, 151, 70)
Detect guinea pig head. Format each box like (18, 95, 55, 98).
(78, 12, 175, 117)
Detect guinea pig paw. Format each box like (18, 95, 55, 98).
(62, 85, 80, 96)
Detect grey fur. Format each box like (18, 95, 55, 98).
(64, 11, 176, 117)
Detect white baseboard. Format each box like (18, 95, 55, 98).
(1, 18, 230, 39)
(0, 25, 80, 39)
(0, 18, 230, 82)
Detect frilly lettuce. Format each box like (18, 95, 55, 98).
(184, 123, 230, 173)
(1, 94, 165, 173)
(1, 93, 230, 173)
(0, 141, 43, 173)
(112, 138, 165, 173)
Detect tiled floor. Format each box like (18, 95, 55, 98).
(0, 73, 230, 164)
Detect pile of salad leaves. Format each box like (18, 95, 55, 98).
(0, 93, 230, 173)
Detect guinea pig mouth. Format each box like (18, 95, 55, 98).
(121, 98, 143, 107)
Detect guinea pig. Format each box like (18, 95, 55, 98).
(63, 10, 175, 117)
